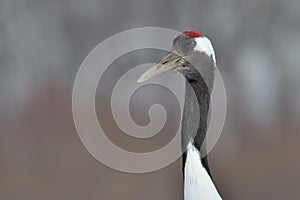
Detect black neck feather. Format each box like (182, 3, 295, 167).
(181, 65, 214, 177)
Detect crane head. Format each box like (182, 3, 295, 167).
(137, 31, 216, 83)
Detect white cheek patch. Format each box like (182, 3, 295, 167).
(194, 37, 216, 64)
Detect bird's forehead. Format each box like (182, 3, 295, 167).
(182, 31, 201, 38)
(173, 34, 194, 44)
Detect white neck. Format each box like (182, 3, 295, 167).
(184, 143, 222, 200)
(194, 36, 216, 64)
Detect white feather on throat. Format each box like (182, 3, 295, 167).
(184, 142, 222, 200)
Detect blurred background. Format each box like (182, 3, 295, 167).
(1, 0, 300, 199)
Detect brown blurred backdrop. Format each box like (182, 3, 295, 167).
(1, 0, 300, 199)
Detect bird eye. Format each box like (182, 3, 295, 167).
(191, 41, 196, 46)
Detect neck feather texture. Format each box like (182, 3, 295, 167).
(181, 72, 212, 175)
(184, 143, 222, 200)
(180, 44, 218, 200)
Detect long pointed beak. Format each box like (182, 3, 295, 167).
(137, 52, 182, 83)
